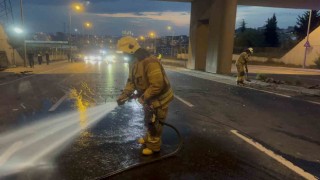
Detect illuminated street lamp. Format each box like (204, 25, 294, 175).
(69, 3, 84, 36)
(11, 27, 24, 66)
(84, 22, 92, 28)
(13, 27, 23, 34)
(149, 32, 156, 54)
(139, 36, 145, 48)
(69, 3, 84, 59)
(84, 22, 93, 43)
(167, 26, 175, 57)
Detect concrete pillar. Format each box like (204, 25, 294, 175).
(206, 0, 238, 74)
(187, 0, 213, 70)
(188, 0, 237, 74)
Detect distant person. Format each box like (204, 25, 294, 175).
(236, 47, 253, 85)
(45, 52, 50, 65)
(27, 52, 34, 68)
(67, 53, 71, 62)
(37, 52, 43, 65)
(157, 53, 162, 61)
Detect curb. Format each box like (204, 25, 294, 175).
(165, 65, 320, 97)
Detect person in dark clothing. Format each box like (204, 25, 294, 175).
(37, 52, 43, 65)
(45, 52, 50, 65)
(27, 52, 34, 68)
(67, 53, 71, 62)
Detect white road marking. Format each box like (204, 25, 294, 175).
(230, 130, 318, 180)
(243, 86, 291, 98)
(0, 141, 23, 166)
(307, 100, 320, 106)
(175, 95, 194, 107)
(20, 103, 26, 109)
(48, 93, 68, 112)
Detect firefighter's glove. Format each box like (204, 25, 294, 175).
(117, 94, 128, 106)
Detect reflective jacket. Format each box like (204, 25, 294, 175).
(123, 49, 174, 108)
(236, 52, 249, 66)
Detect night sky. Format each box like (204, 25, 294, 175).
(10, 0, 307, 36)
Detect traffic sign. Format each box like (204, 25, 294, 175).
(304, 41, 311, 48)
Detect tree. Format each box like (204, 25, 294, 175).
(294, 10, 320, 41)
(240, 19, 246, 33)
(234, 28, 265, 48)
(264, 13, 279, 47)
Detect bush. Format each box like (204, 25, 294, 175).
(314, 57, 320, 69)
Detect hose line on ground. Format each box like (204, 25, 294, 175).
(95, 121, 183, 179)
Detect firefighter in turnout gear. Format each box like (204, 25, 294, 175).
(236, 47, 253, 85)
(116, 36, 174, 156)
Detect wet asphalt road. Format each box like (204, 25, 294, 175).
(0, 61, 319, 180)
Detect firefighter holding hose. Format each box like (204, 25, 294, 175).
(116, 36, 174, 156)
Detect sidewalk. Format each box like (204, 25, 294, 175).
(165, 66, 320, 97)
(0, 60, 69, 86)
(161, 58, 320, 95)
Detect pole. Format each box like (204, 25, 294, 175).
(154, 38, 156, 54)
(69, 11, 72, 61)
(24, 41, 26, 67)
(20, 0, 27, 67)
(303, 10, 312, 68)
(171, 31, 174, 57)
(20, 0, 24, 25)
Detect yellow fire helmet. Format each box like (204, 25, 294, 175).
(248, 47, 254, 54)
(117, 36, 141, 54)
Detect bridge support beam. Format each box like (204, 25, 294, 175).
(188, 0, 238, 74)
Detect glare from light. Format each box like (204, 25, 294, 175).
(124, 57, 129, 61)
(13, 27, 23, 34)
(71, 3, 84, 12)
(84, 22, 92, 28)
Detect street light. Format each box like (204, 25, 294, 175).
(167, 26, 175, 57)
(139, 36, 145, 48)
(11, 27, 24, 66)
(149, 32, 156, 54)
(84, 22, 93, 44)
(69, 3, 84, 60)
(13, 27, 23, 34)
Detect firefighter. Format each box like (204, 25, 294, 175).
(37, 52, 43, 65)
(27, 52, 34, 68)
(45, 52, 50, 65)
(236, 47, 253, 85)
(157, 53, 162, 61)
(116, 36, 174, 156)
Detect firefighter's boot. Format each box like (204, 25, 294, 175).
(137, 137, 145, 144)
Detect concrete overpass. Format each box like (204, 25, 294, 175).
(161, 0, 320, 74)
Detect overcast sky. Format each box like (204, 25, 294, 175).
(10, 0, 307, 36)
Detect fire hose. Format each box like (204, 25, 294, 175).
(94, 96, 183, 179)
